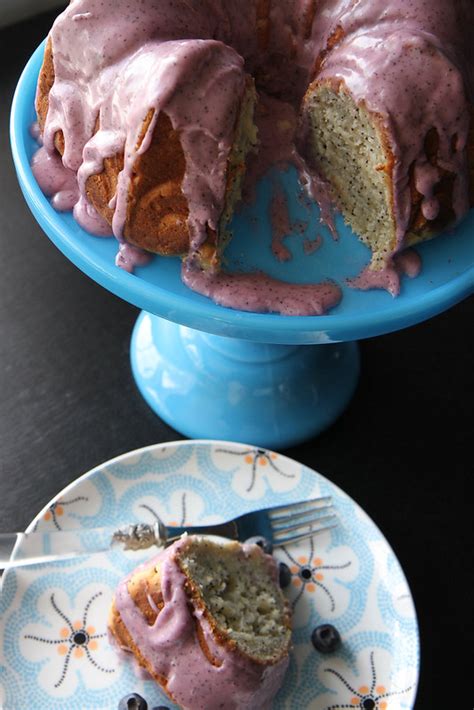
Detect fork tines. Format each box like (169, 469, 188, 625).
(268, 496, 337, 547)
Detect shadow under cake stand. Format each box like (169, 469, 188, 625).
(11, 42, 474, 448)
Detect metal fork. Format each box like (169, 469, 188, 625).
(0, 496, 336, 569)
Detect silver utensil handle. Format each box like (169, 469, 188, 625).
(0, 527, 118, 569)
(0, 520, 238, 570)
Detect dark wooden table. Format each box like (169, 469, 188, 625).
(0, 8, 472, 708)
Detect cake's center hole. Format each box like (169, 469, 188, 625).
(301, 566, 312, 580)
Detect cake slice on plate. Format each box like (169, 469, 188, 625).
(109, 535, 292, 710)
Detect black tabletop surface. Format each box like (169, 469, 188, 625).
(0, 8, 472, 709)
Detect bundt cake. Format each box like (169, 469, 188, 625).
(108, 535, 292, 710)
(32, 0, 473, 310)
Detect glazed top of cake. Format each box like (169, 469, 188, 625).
(114, 537, 290, 710)
(38, 0, 472, 286)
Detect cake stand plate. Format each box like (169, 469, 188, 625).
(10, 42, 474, 447)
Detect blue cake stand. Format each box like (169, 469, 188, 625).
(10, 42, 474, 448)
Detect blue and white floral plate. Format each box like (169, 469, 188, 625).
(0, 441, 419, 709)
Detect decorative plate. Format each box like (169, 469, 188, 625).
(0, 441, 419, 709)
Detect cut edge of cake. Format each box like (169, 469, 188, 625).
(175, 536, 292, 664)
(302, 78, 466, 269)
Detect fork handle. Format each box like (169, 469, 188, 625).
(0, 528, 117, 569)
(0, 522, 239, 570)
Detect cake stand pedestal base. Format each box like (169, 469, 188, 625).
(130, 312, 360, 449)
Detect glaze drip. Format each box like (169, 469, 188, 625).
(182, 264, 341, 316)
(347, 248, 422, 297)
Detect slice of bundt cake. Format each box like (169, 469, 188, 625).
(109, 535, 292, 710)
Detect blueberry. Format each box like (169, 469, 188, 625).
(118, 694, 148, 710)
(245, 535, 273, 554)
(311, 624, 341, 653)
(278, 562, 292, 588)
